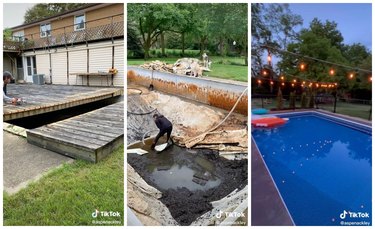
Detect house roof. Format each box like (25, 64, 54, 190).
(11, 3, 109, 31)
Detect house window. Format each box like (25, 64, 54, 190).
(40, 23, 51, 38)
(74, 14, 85, 31)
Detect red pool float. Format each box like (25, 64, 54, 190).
(251, 117, 287, 127)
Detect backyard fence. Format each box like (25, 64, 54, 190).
(252, 94, 372, 121)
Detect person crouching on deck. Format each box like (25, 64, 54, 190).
(3, 71, 17, 104)
(151, 113, 173, 150)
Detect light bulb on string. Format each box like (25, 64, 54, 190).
(257, 79, 261, 84)
(349, 73, 354, 79)
(300, 63, 306, 71)
(281, 82, 285, 86)
(329, 68, 335, 76)
(267, 54, 272, 63)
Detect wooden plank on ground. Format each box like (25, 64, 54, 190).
(3, 84, 123, 121)
(26, 101, 124, 163)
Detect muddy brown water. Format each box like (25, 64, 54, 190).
(128, 138, 247, 225)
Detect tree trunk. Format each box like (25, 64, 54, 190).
(200, 37, 204, 56)
(144, 46, 150, 60)
(181, 32, 185, 56)
(160, 32, 165, 57)
(144, 35, 151, 60)
(219, 37, 225, 56)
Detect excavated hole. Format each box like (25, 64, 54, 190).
(128, 137, 247, 225)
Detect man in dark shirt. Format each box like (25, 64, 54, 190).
(151, 113, 173, 150)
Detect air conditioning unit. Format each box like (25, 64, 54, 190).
(32, 74, 45, 85)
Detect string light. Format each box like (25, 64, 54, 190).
(280, 76, 284, 80)
(300, 63, 306, 71)
(349, 73, 354, 79)
(262, 45, 372, 74)
(281, 82, 285, 86)
(270, 81, 274, 85)
(329, 68, 335, 76)
(257, 79, 261, 84)
(293, 79, 297, 83)
(262, 70, 268, 76)
(267, 54, 272, 63)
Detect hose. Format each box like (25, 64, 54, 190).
(185, 87, 248, 148)
(127, 107, 157, 115)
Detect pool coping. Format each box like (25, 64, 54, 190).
(270, 109, 371, 126)
(251, 137, 295, 226)
(251, 109, 372, 226)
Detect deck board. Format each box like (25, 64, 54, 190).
(27, 101, 124, 163)
(4, 84, 123, 121)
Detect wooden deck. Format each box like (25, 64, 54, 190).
(26, 101, 124, 163)
(3, 84, 123, 121)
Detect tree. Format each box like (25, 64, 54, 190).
(3, 28, 12, 41)
(127, 22, 144, 58)
(251, 3, 302, 75)
(173, 4, 197, 56)
(24, 3, 88, 23)
(127, 3, 182, 59)
(306, 18, 344, 51)
(278, 18, 371, 94)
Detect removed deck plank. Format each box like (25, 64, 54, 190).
(26, 101, 124, 163)
(4, 84, 123, 121)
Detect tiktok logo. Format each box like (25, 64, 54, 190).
(92, 209, 100, 218)
(215, 210, 223, 219)
(340, 210, 348, 219)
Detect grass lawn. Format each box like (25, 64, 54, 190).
(319, 102, 371, 120)
(4, 145, 124, 226)
(127, 56, 248, 82)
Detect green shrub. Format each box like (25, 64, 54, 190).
(277, 87, 284, 110)
(301, 92, 308, 108)
(289, 91, 296, 109)
(308, 93, 315, 108)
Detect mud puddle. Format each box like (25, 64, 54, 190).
(128, 138, 247, 225)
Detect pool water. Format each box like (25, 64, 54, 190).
(252, 114, 371, 226)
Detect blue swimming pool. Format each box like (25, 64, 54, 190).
(252, 112, 372, 226)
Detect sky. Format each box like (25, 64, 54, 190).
(288, 3, 372, 50)
(3, 3, 36, 28)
